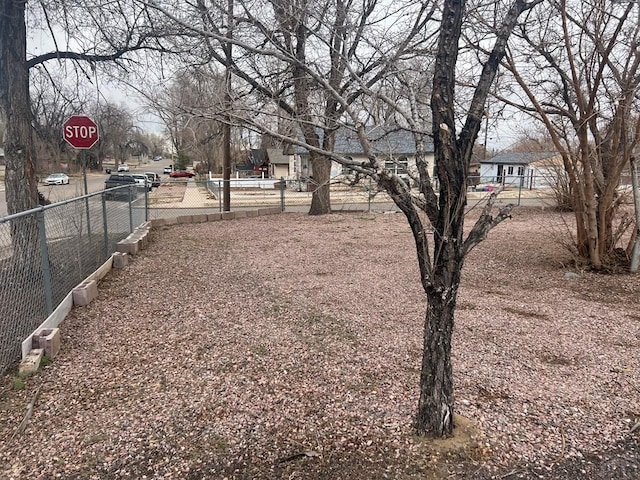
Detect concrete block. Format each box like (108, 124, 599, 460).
(234, 210, 247, 219)
(113, 252, 129, 268)
(138, 221, 152, 230)
(257, 208, 271, 216)
(269, 207, 282, 215)
(134, 228, 150, 238)
(207, 213, 223, 221)
(245, 210, 259, 218)
(222, 211, 236, 220)
(150, 218, 166, 228)
(116, 239, 139, 255)
(72, 279, 98, 306)
(163, 217, 179, 226)
(131, 231, 148, 249)
(177, 215, 193, 224)
(19, 349, 44, 375)
(33, 328, 60, 359)
(192, 214, 208, 223)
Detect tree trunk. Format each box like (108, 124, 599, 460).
(417, 283, 458, 436)
(309, 152, 332, 215)
(0, 0, 38, 214)
(0, 0, 40, 264)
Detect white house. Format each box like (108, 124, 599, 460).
(479, 152, 562, 189)
(266, 148, 296, 179)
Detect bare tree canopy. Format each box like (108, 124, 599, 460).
(499, 0, 640, 270)
(140, 0, 438, 214)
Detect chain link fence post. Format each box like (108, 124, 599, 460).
(36, 209, 53, 315)
(102, 193, 109, 261)
(128, 186, 134, 233)
(280, 176, 285, 212)
(145, 185, 149, 222)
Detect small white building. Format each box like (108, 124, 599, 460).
(479, 152, 562, 189)
(266, 148, 295, 179)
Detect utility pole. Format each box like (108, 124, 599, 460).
(222, 0, 233, 212)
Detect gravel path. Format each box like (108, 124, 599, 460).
(1, 207, 639, 479)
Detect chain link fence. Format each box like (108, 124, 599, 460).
(144, 175, 555, 216)
(0, 184, 145, 375)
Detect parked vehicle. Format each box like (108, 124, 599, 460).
(144, 172, 161, 188)
(117, 163, 130, 172)
(43, 173, 69, 185)
(104, 174, 138, 200)
(132, 173, 152, 191)
(153, 156, 163, 161)
(163, 166, 172, 174)
(169, 170, 195, 178)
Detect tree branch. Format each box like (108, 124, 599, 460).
(462, 192, 514, 256)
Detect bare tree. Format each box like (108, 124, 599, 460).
(146, 68, 226, 172)
(30, 73, 91, 173)
(499, 0, 640, 269)
(144, 0, 540, 437)
(0, 0, 182, 267)
(94, 102, 138, 166)
(143, 0, 437, 215)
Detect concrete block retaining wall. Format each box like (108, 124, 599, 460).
(19, 208, 283, 374)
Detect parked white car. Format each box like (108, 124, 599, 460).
(144, 172, 161, 188)
(43, 173, 70, 185)
(117, 164, 130, 172)
(131, 173, 151, 191)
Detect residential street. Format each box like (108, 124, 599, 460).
(0, 161, 167, 216)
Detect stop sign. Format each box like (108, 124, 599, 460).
(63, 115, 99, 149)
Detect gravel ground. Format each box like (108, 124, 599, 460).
(1, 207, 639, 479)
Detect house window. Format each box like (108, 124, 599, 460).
(385, 157, 409, 175)
(384, 160, 394, 173)
(398, 157, 409, 174)
(517, 166, 524, 176)
(507, 166, 514, 175)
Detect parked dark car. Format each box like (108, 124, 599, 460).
(144, 172, 161, 188)
(169, 170, 196, 178)
(104, 174, 138, 200)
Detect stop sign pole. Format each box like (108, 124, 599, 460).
(62, 115, 99, 193)
(62, 115, 99, 236)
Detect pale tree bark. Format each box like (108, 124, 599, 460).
(0, 0, 38, 215)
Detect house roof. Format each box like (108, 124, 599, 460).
(266, 148, 291, 165)
(296, 126, 433, 157)
(482, 151, 557, 165)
